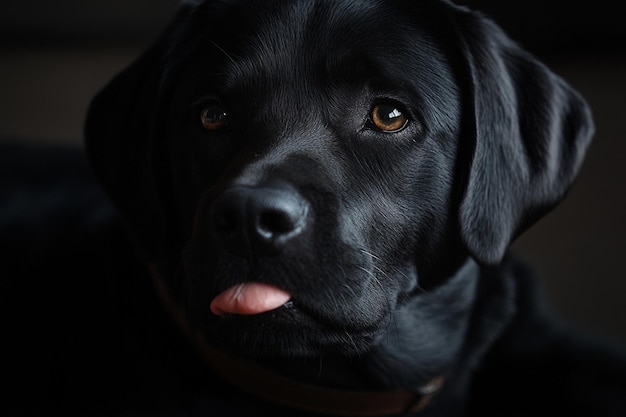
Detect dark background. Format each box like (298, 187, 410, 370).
(1, 0, 625, 347)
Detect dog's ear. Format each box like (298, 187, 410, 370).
(84, 12, 188, 261)
(453, 10, 594, 266)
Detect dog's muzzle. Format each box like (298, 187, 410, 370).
(210, 182, 310, 255)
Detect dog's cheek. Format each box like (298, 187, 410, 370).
(330, 182, 417, 314)
(362, 143, 460, 289)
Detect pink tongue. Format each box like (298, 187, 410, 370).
(210, 282, 291, 316)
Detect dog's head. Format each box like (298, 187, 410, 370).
(85, 0, 593, 372)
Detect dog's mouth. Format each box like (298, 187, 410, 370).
(210, 282, 292, 316)
(199, 278, 385, 357)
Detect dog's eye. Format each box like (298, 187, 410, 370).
(368, 103, 408, 133)
(200, 103, 229, 131)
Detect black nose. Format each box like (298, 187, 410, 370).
(210, 184, 310, 255)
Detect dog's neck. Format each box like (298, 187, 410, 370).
(366, 260, 484, 388)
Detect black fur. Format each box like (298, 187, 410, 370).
(4, 0, 626, 416)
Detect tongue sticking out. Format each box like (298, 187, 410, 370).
(210, 282, 292, 316)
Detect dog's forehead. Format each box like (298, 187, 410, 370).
(190, 0, 451, 88)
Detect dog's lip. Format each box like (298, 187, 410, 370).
(210, 282, 292, 316)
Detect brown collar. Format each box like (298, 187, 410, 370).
(149, 264, 445, 416)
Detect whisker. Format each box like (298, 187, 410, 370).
(343, 330, 360, 353)
(210, 40, 236, 65)
(357, 248, 396, 334)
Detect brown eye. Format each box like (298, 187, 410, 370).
(200, 104, 228, 130)
(369, 103, 408, 132)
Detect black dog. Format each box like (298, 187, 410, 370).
(11, 0, 617, 416)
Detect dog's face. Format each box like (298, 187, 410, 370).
(86, 0, 593, 371)
(167, 0, 467, 357)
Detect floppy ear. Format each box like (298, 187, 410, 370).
(84, 10, 190, 261)
(453, 10, 594, 266)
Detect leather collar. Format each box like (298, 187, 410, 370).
(149, 264, 445, 416)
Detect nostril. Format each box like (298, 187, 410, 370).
(257, 207, 303, 239)
(259, 211, 290, 235)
